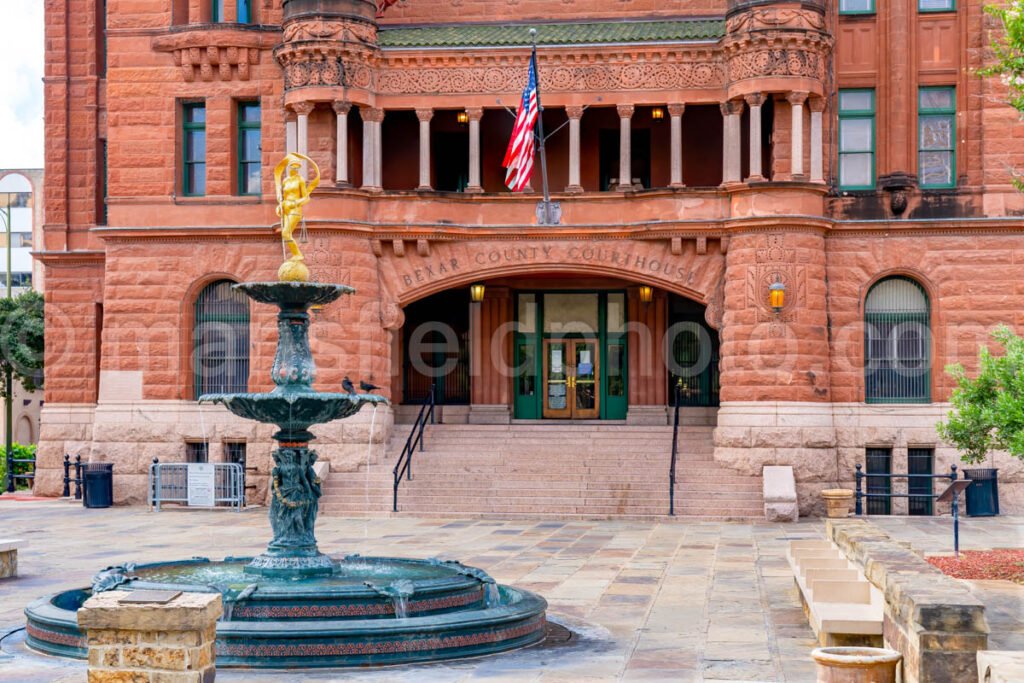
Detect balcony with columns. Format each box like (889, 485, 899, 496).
(280, 92, 828, 228)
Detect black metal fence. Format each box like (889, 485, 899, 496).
(5, 446, 35, 492)
(855, 462, 957, 516)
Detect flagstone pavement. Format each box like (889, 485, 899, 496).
(0, 500, 1021, 682)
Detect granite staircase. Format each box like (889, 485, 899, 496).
(320, 422, 764, 520)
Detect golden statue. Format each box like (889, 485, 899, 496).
(274, 153, 320, 282)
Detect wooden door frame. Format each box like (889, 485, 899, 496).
(571, 339, 600, 419)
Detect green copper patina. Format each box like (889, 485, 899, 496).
(201, 281, 387, 577)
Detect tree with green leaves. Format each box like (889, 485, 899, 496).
(980, 1, 1024, 189)
(0, 290, 44, 492)
(938, 325, 1024, 464)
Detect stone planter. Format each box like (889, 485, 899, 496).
(821, 489, 854, 519)
(811, 647, 901, 683)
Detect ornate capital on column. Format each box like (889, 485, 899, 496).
(291, 101, 315, 117)
(720, 99, 744, 117)
(565, 105, 584, 120)
(361, 106, 384, 123)
(616, 104, 634, 119)
(808, 96, 827, 114)
(744, 93, 765, 108)
(667, 103, 685, 117)
(415, 108, 434, 122)
(331, 101, 351, 116)
(465, 107, 484, 122)
(786, 91, 809, 107)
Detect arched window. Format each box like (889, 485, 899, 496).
(193, 280, 250, 399)
(864, 276, 930, 403)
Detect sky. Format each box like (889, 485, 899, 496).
(0, 0, 44, 170)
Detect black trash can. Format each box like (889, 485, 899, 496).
(82, 463, 114, 509)
(963, 468, 999, 517)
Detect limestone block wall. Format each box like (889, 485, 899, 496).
(715, 401, 1024, 516)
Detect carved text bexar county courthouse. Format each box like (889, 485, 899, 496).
(38, 0, 1024, 518)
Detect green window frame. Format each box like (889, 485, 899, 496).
(194, 280, 250, 399)
(238, 0, 250, 23)
(919, 0, 954, 12)
(838, 89, 876, 191)
(237, 101, 261, 196)
(839, 0, 875, 15)
(182, 102, 206, 197)
(211, 0, 224, 21)
(918, 87, 956, 189)
(864, 276, 931, 404)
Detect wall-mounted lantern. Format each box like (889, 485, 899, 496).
(651, 107, 665, 120)
(769, 279, 786, 314)
(470, 283, 486, 302)
(638, 285, 654, 304)
(456, 111, 469, 124)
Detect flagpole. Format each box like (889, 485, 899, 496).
(529, 28, 554, 225)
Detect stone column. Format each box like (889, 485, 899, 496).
(616, 104, 634, 191)
(668, 103, 685, 188)
(720, 100, 743, 184)
(332, 101, 351, 186)
(565, 105, 584, 193)
(465, 107, 484, 193)
(788, 92, 808, 180)
(809, 97, 826, 184)
(293, 101, 314, 175)
(360, 106, 383, 192)
(416, 108, 433, 191)
(745, 93, 765, 182)
(78, 591, 222, 682)
(285, 114, 297, 156)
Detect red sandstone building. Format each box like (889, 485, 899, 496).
(37, 0, 1024, 517)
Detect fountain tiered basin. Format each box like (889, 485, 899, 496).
(24, 279, 548, 668)
(25, 557, 547, 667)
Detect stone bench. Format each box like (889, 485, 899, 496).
(787, 539, 884, 646)
(0, 539, 25, 578)
(763, 465, 798, 522)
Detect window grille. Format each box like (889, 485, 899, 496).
(194, 280, 250, 399)
(865, 448, 892, 515)
(908, 448, 934, 516)
(186, 441, 209, 464)
(865, 277, 930, 403)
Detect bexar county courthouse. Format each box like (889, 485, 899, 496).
(36, 0, 1024, 518)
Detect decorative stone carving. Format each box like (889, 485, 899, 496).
(152, 29, 273, 82)
(747, 234, 806, 324)
(727, 48, 826, 82)
(283, 19, 378, 45)
(727, 8, 826, 34)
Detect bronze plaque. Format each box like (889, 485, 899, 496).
(118, 590, 182, 605)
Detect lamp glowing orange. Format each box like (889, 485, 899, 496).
(457, 111, 469, 124)
(470, 283, 485, 302)
(651, 107, 665, 120)
(639, 285, 654, 304)
(769, 280, 786, 313)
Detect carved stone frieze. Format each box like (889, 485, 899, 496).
(727, 47, 825, 83)
(726, 8, 826, 34)
(282, 19, 378, 46)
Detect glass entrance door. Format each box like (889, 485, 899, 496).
(543, 339, 600, 419)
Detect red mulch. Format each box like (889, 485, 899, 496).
(927, 549, 1024, 584)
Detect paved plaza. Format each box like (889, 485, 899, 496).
(1, 500, 1022, 682)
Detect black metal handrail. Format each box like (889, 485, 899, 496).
(854, 463, 957, 515)
(392, 383, 435, 512)
(669, 383, 682, 516)
(5, 447, 36, 492)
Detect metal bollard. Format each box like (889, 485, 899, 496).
(73, 455, 83, 501)
(62, 454, 71, 497)
(854, 463, 863, 516)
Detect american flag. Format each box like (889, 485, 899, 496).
(502, 54, 540, 192)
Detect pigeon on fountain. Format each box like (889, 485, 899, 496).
(342, 376, 356, 395)
(360, 380, 380, 393)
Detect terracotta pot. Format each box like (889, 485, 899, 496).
(811, 647, 901, 683)
(821, 488, 854, 518)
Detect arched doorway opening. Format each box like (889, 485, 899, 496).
(396, 274, 719, 423)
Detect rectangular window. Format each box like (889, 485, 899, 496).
(918, 87, 956, 188)
(838, 89, 875, 190)
(919, 0, 954, 11)
(840, 0, 875, 14)
(225, 442, 246, 465)
(908, 448, 934, 516)
(238, 101, 261, 195)
(238, 0, 251, 23)
(182, 103, 206, 196)
(211, 0, 224, 21)
(865, 448, 892, 515)
(186, 441, 209, 464)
